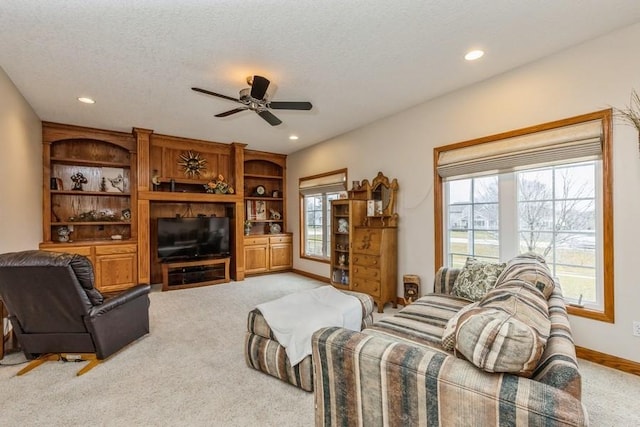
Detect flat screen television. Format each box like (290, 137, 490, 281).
(157, 217, 230, 262)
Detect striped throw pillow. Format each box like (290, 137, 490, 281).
(453, 278, 551, 377)
(441, 301, 479, 351)
(495, 252, 555, 299)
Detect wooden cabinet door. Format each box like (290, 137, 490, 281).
(269, 242, 292, 271)
(245, 244, 269, 274)
(94, 246, 137, 293)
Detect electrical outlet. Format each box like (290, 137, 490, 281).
(633, 321, 640, 337)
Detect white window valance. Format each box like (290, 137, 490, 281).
(437, 119, 603, 178)
(299, 171, 347, 195)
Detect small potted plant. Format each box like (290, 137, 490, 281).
(244, 220, 252, 236)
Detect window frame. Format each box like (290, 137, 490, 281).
(299, 169, 348, 262)
(434, 109, 614, 322)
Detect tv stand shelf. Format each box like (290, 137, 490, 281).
(161, 257, 230, 291)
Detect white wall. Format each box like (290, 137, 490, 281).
(0, 67, 42, 252)
(288, 22, 640, 363)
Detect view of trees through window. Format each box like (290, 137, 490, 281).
(446, 161, 599, 306)
(303, 192, 340, 258)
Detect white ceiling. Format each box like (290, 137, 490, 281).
(2, 1, 640, 154)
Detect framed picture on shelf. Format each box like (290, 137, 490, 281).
(50, 177, 63, 190)
(246, 200, 267, 220)
(102, 167, 125, 193)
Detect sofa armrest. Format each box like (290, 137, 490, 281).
(312, 327, 588, 427)
(433, 266, 461, 294)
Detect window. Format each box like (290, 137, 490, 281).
(446, 161, 599, 303)
(447, 175, 500, 267)
(435, 110, 613, 322)
(299, 170, 347, 260)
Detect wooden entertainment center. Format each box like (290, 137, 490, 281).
(40, 122, 292, 292)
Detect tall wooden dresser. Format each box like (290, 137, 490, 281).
(351, 226, 397, 312)
(333, 172, 399, 313)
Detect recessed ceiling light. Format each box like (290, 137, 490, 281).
(289, 135, 299, 141)
(77, 97, 95, 104)
(464, 50, 484, 61)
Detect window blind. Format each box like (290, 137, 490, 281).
(437, 119, 603, 178)
(299, 171, 347, 195)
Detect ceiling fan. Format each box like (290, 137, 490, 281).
(192, 75, 312, 126)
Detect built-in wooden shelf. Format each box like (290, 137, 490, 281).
(50, 157, 130, 168)
(244, 173, 283, 180)
(138, 191, 241, 203)
(51, 190, 131, 197)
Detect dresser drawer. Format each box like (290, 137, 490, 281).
(95, 244, 136, 255)
(41, 245, 92, 257)
(351, 278, 381, 297)
(352, 254, 379, 267)
(353, 265, 381, 280)
(269, 235, 292, 244)
(245, 236, 269, 246)
(352, 228, 382, 255)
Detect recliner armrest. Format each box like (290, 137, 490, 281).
(88, 284, 150, 317)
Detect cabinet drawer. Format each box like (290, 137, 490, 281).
(95, 244, 137, 255)
(245, 237, 269, 246)
(269, 235, 292, 244)
(353, 265, 381, 280)
(41, 245, 92, 257)
(353, 228, 382, 255)
(351, 278, 381, 297)
(352, 254, 380, 267)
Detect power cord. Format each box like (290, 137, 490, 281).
(0, 361, 28, 366)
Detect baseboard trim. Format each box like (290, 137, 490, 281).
(576, 345, 640, 376)
(290, 269, 330, 284)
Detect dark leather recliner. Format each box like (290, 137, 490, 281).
(0, 250, 150, 375)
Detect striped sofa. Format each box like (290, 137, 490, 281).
(245, 289, 375, 391)
(312, 263, 588, 426)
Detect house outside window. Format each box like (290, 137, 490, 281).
(299, 170, 347, 261)
(435, 110, 613, 322)
(445, 161, 599, 306)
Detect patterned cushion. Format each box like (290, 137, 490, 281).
(441, 300, 479, 351)
(496, 252, 555, 299)
(451, 257, 506, 301)
(453, 278, 551, 377)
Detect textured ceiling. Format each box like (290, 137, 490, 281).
(2, 1, 640, 154)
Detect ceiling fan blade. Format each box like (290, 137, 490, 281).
(250, 75, 270, 100)
(268, 101, 313, 110)
(192, 87, 240, 103)
(215, 107, 248, 117)
(257, 110, 282, 126)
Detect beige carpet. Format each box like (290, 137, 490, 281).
(1, 272, 639, 426)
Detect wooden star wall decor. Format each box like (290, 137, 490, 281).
(178, 151, 207, 177)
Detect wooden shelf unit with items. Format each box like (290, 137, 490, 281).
(336, 172, 399, 312)
(329, 199, 366, 290)
(243, 150, 292, 274)
(135, 130, 244, 286)
(40, 122, 138, 293)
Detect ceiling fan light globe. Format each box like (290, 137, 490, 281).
(239, 88, 251, 101)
